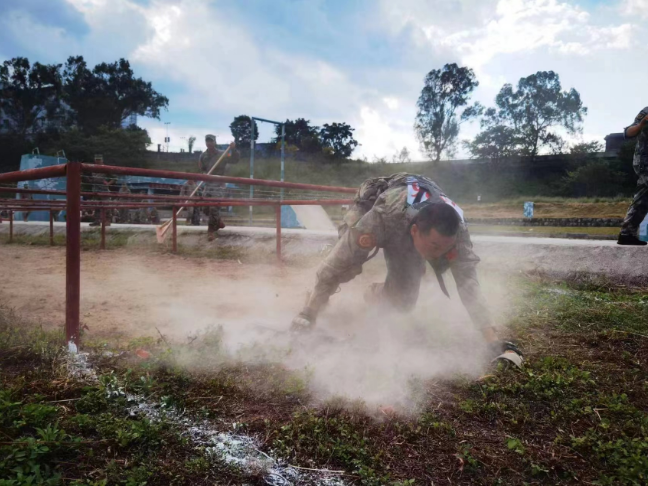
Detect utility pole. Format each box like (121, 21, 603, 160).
(164, 122, 171, 152)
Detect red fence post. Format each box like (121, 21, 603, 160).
(50, 211, 54, 246)
(66, 162, 81, 349)
(100, 209, 106, 250)
(172, 207, 178, 253)
(276, 205, 282, 262)
(9, 210, 13, 243)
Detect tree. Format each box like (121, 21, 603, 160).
(48, 125, 151, 166)
(187, 136, 196, 153)
(570, 141, 603, 155)
(229, 115, 258, 147)
(482, 71, 587, 159)
(0, 57, 64, 138)
(62, 56, 169, 134)
(463, 125, 521, 162)
(414, 63, 482, 162)
(392, 147, 412, 164)
(320, 122, 358, 158)
(275, 118, 322, 153)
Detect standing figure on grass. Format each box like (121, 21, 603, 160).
(618, 107, 648, 246)
(290, 173, 523, 367)
(198, 134, 239, 241)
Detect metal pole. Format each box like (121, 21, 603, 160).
(172, 206, 178, 253)
(50, 211, 54, 246)
(276, 205, 282, 261)
(66, 161, 82, 349)
(281, 123, 285, 201)
(9, 211, 13, 243)
(249, 117, 255, 224)
(100, 209, 106, 250)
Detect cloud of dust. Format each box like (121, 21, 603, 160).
(94, 254, 514, 412)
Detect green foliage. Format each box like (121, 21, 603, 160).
(274, 118, 322, 154)
(0, 57, 64, 138)
(62, 56, 168, 134)
(273, 410, 390, 484)
(479, 70, 587, 158)
(43, 125, 151, 165)
(561, 160, 626, 197)
(229, 115, 258, 148)
(414, 63, 482, 162)
(320, 122, 359, 159)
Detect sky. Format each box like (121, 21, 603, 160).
(1, 0, 647, 160)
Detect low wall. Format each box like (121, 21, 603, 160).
(468, 218, 623, 227)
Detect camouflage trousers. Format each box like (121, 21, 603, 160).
(202, 183, 225, 233)
(620, 182, 648, 237)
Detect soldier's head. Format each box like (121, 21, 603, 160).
(205, 134, 217, 151)
(410, 202, 460, 260)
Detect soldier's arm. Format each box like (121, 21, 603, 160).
(448, 227, 495, 338)
(300, 209, 385, 322)
(625, 110, 648, 139)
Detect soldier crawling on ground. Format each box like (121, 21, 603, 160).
(291, 173, 523, 366)
(618, 106, 648, 246)
(197, 134, 239, 241)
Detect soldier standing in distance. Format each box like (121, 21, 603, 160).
(291, 173, 523, 365)
(618, 107, 648, 246)
(198, 134, 238, 241)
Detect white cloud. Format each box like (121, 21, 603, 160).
(354, 106, 422, 161)
(419, 0, 634, 68)
(621, 0, 648, 19)
(382, 97, 400, 110)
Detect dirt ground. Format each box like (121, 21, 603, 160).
(0, 245, 321, 342)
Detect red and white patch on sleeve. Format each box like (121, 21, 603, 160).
(439, 195, 465, 222)
(445, 247, 459, 261)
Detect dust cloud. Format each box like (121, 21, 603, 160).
(123, 254, 515, 411)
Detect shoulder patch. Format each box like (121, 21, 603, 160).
(445, 247, 459, 261)
(357, 233, 376, 250)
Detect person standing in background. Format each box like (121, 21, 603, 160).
(618, 107, 648, 246)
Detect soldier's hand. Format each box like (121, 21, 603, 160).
(290, 313, 315, 333)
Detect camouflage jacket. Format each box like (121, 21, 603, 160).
(624, 106, 648, 185)
(338, 173, 491, 329)
(198, 147, 240, 176)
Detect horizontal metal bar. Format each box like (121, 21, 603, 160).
(252, 117, 282, 125)
(80, 163, 356, 194)
(0, 165, 67, 184)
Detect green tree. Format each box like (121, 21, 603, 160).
(229, 115, 258, 147)
(414, 63, 482, 162)
(62, 56, 168, 134)
(463, 125, 521, 163)
(275, 118, 322, 154)
(482, 71, 587, 159)
(47, 125, 151, 166)
(569, 141, 603, 155)
(320, 122, 358, 158)
(392, 147, 412, 163)
(0, 57, 64, 138)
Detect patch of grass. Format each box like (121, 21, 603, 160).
(2, 274, 648, 485)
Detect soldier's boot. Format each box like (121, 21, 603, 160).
(617, 234, 647, 246)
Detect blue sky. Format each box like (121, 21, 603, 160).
(1, 0, 647, 159)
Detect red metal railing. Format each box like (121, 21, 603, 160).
(1, 161, 355, 348)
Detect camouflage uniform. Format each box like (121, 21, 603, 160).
(198, 147, 238, 233)
(301, 173, 492, 330)
(620, 107, 648, 238)
(87, 173, 114, 225)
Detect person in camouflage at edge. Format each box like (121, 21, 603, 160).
(198, 134, 239, 240)
(291, 173, 523, 364)
(618, 107, 648, 246)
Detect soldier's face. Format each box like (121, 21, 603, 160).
(206, 139, 216, 150)
(411, 225, 457, 260)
